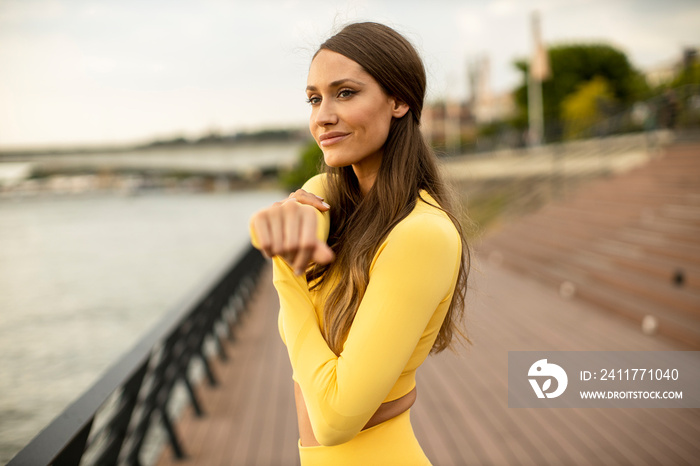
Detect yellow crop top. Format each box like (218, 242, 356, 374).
(250, 174, 462, 446)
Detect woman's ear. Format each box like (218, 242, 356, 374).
(390, 98, 410, 119)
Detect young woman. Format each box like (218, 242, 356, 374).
(250, 22, 470, 465)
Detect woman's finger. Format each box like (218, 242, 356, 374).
(292, 206, 319, 275)
(266, 206, 284, 257)
(250, 212, 272, 258)
(290, 189, 330, 211)
(311, 242, 335, 266)
(282, 200, 301, 262)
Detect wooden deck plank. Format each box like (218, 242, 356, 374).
(418, 360, 511, 465)
(421, 363, 495, 465)
(411, 380, 458, 465)
(449, 318, 584, 466)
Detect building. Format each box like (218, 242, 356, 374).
(420, 56, 516, 153)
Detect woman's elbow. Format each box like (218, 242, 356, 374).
(314, 427, 357, 447)
(311, 415, 364, 446)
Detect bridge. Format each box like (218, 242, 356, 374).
(0, 142, 306, 182)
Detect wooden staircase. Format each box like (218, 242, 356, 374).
(479, 139, 700, 349)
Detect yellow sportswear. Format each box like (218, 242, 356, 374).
(251, 174, 461, 447)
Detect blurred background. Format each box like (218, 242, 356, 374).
(1, 0, 699, 464)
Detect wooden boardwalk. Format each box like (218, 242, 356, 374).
(156, 140, 700, 465)
(156, 259, 699, 466)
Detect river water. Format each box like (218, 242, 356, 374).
(0, 189, 283, 464)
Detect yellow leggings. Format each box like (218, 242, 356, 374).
(298, 410, 432, 466)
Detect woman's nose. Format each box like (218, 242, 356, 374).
(314, 100, 338, 127)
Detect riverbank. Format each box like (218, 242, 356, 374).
(0, 171, 283, 199)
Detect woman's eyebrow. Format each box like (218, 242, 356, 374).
(306, 78, 366, 92)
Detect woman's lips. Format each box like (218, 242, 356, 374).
(319, 133, 350, 146)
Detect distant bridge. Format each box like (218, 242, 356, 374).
(0, 142, 307, 179)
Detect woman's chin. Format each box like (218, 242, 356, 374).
(322, 154, 348, 169)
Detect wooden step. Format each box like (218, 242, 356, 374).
(593, 237, 700, 268)
(615, 228, 700, 255)
(514, 216, 615, 244)
(637, 212, 700, 234)
(572, 187, 700, 207)
(486, 229, 578, 266)
(578, 259, 700, 318)
(490, 208, 700, 301)
(629, 222, 700, 245)
(515, 212, 700, 253)
(579, 248, 700, 293)
(484, 244, 700, 349)
(487, 231, 700, 309)
(657, 204, 700, 224)
(574, 282, 700, 350)
(542, 204, 642, 225)
(499, 218, 700, 294)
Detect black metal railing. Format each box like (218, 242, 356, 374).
(8, 244, 266, 466)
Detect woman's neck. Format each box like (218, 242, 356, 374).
(352, 152, 382, 195)
(354, 171, 377, 196)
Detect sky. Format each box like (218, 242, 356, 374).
(1, 0, 699, 149)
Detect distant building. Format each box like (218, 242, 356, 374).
(420, 55, 516, 153)
(644, 47, 698, 87)
(421, 100, 476, 152)
(645, 60, 679, 87)
(473, 91, 517, 125)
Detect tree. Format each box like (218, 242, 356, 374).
(670, 61, 700, 89)
(514, 44, 649, 140)
(280, 139, 324, 191)
(561, 76, 617, 139)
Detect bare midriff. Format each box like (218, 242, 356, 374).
(294, 381, 417, 447)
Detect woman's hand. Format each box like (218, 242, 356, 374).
(250, 191, 333, 275)
(287, 188, 330, 211)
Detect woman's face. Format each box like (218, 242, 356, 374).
(306, 50, 408, 178)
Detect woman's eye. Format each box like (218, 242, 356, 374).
(338, 89, 355, 98)
(306, 96, 321, 105)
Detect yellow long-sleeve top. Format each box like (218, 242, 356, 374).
(251, 174, 462, 446)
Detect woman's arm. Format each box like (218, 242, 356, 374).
(274, 213, 461, 446)
(249, 175, 332, 345)
(249, 175, 332, 274)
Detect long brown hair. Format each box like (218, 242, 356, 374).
(307, 22, 470, 355)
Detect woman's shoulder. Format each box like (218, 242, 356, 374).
(389, 192, 460, 245)
(413, 191, 454, 222)
(301, 173, 328, 199)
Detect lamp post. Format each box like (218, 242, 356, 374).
(528, 11, 550, 147)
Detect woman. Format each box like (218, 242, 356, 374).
(250, 22, 470, 465)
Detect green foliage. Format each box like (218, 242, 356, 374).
(561, 76, 617, 139)
(230, 128, 303, 144)
(514, 43, 649, 140)
(138, 128, 306, 149)
(280, 139, 324, 191)
(671, 62, 700, 89)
